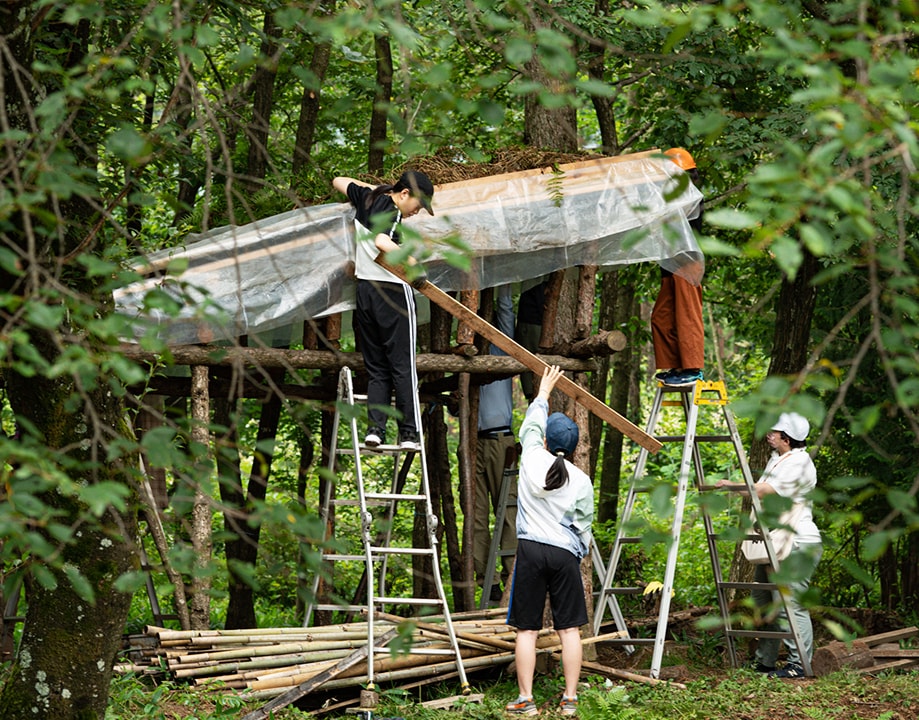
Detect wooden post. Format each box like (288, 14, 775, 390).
(189, 364, 214, 630)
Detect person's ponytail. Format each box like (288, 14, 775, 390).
(366, 183, 396, 209)
(544, 452, 569, 491)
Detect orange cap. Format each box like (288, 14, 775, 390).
(664, 147, 696, 170)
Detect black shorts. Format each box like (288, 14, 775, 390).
(507, 539, 587, 631)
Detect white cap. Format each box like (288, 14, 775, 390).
(771, 412, 809, 442)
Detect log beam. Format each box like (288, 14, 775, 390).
(119, 345, 598, 374)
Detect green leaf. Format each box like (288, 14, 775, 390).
(32, 564, 58, 591)
(798, 223, 832, 257)
(770, 236, 803, 279)
(704, 208, 759, 230)
(140, 426, 182, 467)
(25, 301, 66, 330)
(106, 126, 151, 164)
(63, 563, 96, 604)
(79, 483, 131, 516)
(505, 37, 533, 66)
(862, 531, 893, 561)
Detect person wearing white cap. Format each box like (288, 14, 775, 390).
(505, 366, 593, 717)
(716, 411, 822, 678)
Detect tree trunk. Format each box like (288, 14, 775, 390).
(523, 59, 577, 152)
(292, 31, 332, 176)
(0, 352, 138, 719)
(369, 33, 393, 174)
(244, 12, 281, 192)
(0, 9, 139, 716)
(592, 270, 639, 527)
(428, 303, 465, 611)
(587, 0, 618, 154)
(189, 365, 214, 630)
(224, 378, 284, 629)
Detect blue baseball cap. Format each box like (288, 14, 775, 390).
(546, 413, 579, 456)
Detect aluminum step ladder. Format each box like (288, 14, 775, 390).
(593, 379, 811, 678)
(479, 448, 518, 609)
(305, 366, 469, 692)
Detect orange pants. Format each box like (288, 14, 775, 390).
(651, 273, 704, 370)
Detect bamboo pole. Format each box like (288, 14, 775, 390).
(239, 627, 399, 720)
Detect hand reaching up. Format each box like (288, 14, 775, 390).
(537, 365, 564, 401)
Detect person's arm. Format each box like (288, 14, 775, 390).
(537, 364, 563, 401)
(332, 176, 372, 195)
(519, 365, 561, 453)
(714, 478, 774, 499)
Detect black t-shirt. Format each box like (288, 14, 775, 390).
(347, 183, 401, 244)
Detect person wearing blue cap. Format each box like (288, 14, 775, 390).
(332, 170, 435, 450)
(505, 366, 594, 717)
(715, 411, 822, 678)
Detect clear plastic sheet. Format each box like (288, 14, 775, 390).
(115, 153, 703, 345)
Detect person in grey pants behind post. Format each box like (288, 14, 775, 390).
(716, 411, 822, 678)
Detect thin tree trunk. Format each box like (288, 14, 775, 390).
(292, 14, 332, 176)
(189, 365, 214, 630)
(368, 32, 393, 174)
(587, 0, 618, 154)
(430, 303, 466, 612)
(244, 12, 281, 192)
(592, 271, 639, 527)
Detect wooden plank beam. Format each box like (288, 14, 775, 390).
(377, 257, 662, 453)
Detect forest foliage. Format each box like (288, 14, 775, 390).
(1, 0, 919, 717)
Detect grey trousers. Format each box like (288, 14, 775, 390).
(753, 541, 823, 666)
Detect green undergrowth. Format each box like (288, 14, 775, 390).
(104, 666, 919, 720)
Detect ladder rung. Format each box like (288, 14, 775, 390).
(717, 581, 779, 591)
(655, 434, 733, 443)
(312, 603, 366, 613)
(323, 553, 369, 562)
(331, 498, 393, 508)
(599, 637, 655, 645)
(617, 537, 643, 544)
(364, 444, 419, 454)
(374, 597, 445, 607)
(368, 546, 437, 557)
(606, 587, 644, 595)
(725, 629, 797, 640)
(365, 492, 426, 502)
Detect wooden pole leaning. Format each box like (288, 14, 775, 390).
(375, 256, 662, 454)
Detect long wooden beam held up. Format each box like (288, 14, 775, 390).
(377, 257, 662, 453)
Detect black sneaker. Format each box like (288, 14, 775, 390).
(364, 428, 384, 447)
(752, 662, 775, 673)
(399, 430, 420, 451)
(768, 662, 805, 678)
(663, 369, 704, 387)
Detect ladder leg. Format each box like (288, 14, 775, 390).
(593, 386, 666, 640)
(308, 367, 469, 691)
(647, 399, 698, 679)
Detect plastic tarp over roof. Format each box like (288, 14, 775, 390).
(115, 151, 703, 345)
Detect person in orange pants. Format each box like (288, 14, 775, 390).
(652, 148, 705, 387)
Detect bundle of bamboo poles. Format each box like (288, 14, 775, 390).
(117, 607, 649, 710)
(118, 608, 538, 702)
